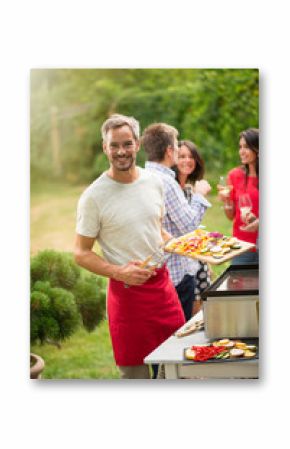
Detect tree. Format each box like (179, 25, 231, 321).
(30, 68, 258, 183)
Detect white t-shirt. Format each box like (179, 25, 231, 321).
(76, 168, 165, 266)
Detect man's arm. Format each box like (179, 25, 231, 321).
(74, 234, 154, 286)
(165, 182, 210, 235)
(161, 227, 173, 243)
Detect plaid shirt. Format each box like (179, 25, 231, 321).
(145, 162, 211, 286)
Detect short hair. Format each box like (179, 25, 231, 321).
(101, 114, 140, 141)
(142, 123, 179, 162)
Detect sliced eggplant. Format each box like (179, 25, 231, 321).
(230, 348, 244, 358)
(213, 254, 223, 259)
(231, 243, 241, 249)
(218, 338, 230, 345)
(246, 345, 257, 351)
(224, 341, 235, 348)
(211, 245, 222, 253)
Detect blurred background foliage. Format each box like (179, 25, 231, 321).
(30, 68, 259, 185)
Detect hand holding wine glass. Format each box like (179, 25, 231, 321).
(239, 193, 253, 230)
(217, 176, 233, 209)
(242, 215, 259, 232)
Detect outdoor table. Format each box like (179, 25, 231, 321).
(144, 311, 259, 379)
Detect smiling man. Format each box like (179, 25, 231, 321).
(74, 114, 185, 379)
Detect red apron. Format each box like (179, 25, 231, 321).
(107, 265, 185, 366)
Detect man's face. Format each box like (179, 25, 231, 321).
(103, 125, 140, 172)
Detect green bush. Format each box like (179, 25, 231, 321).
(73, 274, 107, 332)
(30, 250, 107, 345)
(30, 289, 60, 343)
(31, 280, 80, 345)
(31, 249, 81, 290)
(49, 287, 80, 340)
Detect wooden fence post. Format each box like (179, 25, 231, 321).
(50, 106, 62, 176)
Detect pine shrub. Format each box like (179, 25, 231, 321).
(31, 249, 81, 290)
(73, 274, 106, 332)
(30, 250, 107, 345)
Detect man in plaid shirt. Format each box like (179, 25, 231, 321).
(142, 123, 211, 321)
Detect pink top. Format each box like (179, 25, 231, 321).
(228, 167, 259, 247)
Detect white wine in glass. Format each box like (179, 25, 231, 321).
(218, 176, 232, 209)
(219, 176, 231, 195)
(239, 193, 253, 229)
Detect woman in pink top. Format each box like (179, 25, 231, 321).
(218, 128, 259, 265)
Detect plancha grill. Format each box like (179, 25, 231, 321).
(201, 264, 259, 339)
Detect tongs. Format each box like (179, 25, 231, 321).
(140, 237, 175, 269)
(124, 239, 173, 287)
(175, 319, 204, 337)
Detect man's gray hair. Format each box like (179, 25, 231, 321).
(101, 114, 140, 141)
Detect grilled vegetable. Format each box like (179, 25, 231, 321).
(213, 338, 235, 348)
(235, 341, 247, 349)
(215, 350, 229, 359)
(185, 348, 196, 360)
(244, 350, 256, 358)
(231, 243, 241, 249)
(246, 345, 257, 351)
(165, 229, 245, 259)
(224, 341, 235, 348)
(218, 339, 230, 345)
(230, 348, 245, 358)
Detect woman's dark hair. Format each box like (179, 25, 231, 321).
(239, 128, 259, 184)
(173, 140, 205, 184)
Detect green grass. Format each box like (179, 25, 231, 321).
(30, 182, 233, 379)
(31, 320, 120, 379)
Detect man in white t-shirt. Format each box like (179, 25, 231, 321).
(74, 114, 185, 379)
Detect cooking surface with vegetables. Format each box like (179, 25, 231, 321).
(184, 338, 258, 363)
(165, 229, 255, 264)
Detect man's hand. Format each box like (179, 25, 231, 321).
(195, 179, 212, 196)
(113, 261, 156, 286)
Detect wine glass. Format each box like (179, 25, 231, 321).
(239, 193, 253, 229)
(218, 176, 232, 209)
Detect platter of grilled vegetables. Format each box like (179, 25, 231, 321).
(184, 339, 258, 363)
(165, 229, 255, 265)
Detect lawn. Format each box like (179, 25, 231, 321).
(30, 182, 232, 379)
(31, 320, 120, 379)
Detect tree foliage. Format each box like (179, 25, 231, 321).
(30, 69, 258, 183)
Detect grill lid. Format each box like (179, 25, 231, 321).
(201, 264, 259, 299)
